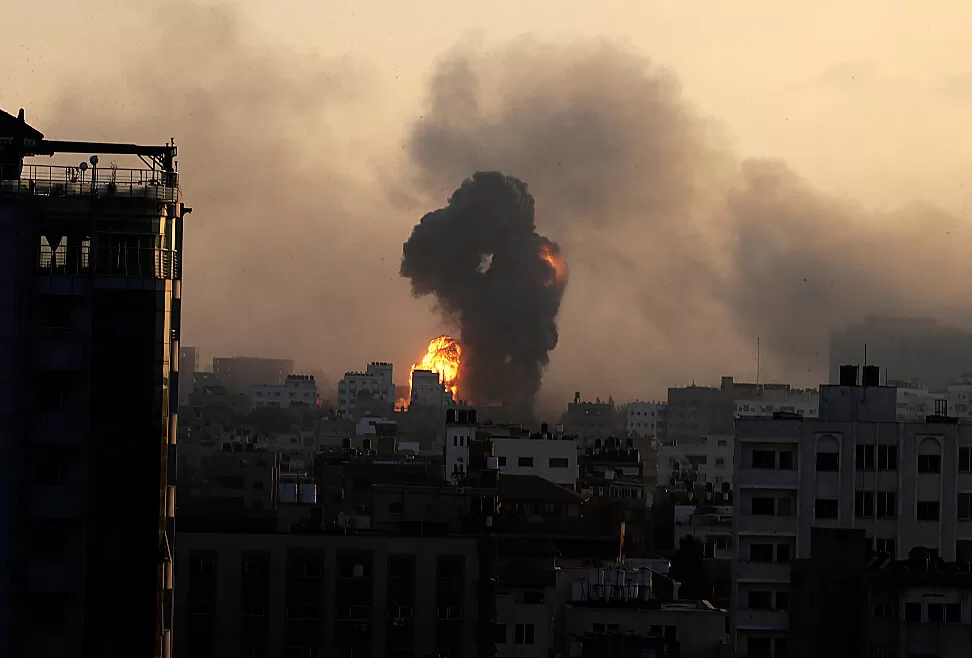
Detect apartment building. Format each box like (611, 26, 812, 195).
(337, 362, 395, 419)
(175, 532, 491, 658)
(253, 375, 318, 409)
(658, 434, 734, 491)
(732, 364, 972, 656)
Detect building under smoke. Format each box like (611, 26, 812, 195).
(401, 171, 567, 417)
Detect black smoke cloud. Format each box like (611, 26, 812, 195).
(407, 40, 972, 400)
(401, 172, 567, 413)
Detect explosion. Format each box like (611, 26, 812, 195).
(400, 172, 567, 416)
(410, 335, 462, 400)
(539, 241, 568, 288)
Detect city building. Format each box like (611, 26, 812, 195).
(563, 564, 729, 658)
(562, 394, 623, 440)
(445, 413, 578, 489)
(409, 368, 455, 410)
(829, 316, 972, 390)
(337, 362, 395, 419)
(732, 364, 972, 656)
(624, 400, 665, 438)
(0, 108, 185, 657)
(658, 434, 734, 492)
(214, 356, 295, 395)
(179, 345, 199, 407)
(579, 442, 648, 504)
(175, 531, 493, 658)
(674, 505, 733, 561)
(252, 374, 318, 409)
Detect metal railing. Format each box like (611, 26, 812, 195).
(1, 164, 179, 202)
(38, 243, 181, 279)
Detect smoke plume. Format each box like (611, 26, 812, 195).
(407, 40, 972, 400)
(401, 172, 567, 413)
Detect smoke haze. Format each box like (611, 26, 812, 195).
(401, 172, 567, 414)
(18, 3, 972, 405)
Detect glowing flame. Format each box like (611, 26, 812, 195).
(410, 335, 462, 401)
(539, 243, 568, 288)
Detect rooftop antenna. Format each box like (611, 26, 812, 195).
(756, 337, 760, 385)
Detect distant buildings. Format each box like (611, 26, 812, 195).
(624, 400, 666, 438)
(214, 356, 295, 395)
(409, 368, 455, 410)
(0, 108, 183, 657)
(252, 374, 318, 409)
(180, 345, 199, 407)
(337, 361, 395, 419)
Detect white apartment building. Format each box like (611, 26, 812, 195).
(658, 434, 734, 490)
(734, 387, 818, 419)
(895, 379, 972, 421)
(732, 368, 972, 657)
(252, 374, 317, 409)
(337, 361, 395, 418)
(445, 420, 578, 489)
(626, 400, 665, 437)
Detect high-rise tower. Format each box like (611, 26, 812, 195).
(0, 108, 189, 658)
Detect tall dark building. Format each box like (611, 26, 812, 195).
(0, 108, 189, 658)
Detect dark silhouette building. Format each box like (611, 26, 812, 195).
(0, 107, 188, 658)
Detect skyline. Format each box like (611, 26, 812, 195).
(6, 1, 972, 409)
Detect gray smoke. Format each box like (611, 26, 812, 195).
(407, 40, 972, 397)
(400, 172, 567, 415)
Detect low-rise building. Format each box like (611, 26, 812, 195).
(409, 369, 455, 410)
(252, 374, 318, 409)
(624, 400, 666, 438)
(337, 362, 395, 419)
(563, 565, 729, 658)
(579, 445, 647, 504)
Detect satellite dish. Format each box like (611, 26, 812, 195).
(79, 162, 88, 171)
(89, 155, 99, 166)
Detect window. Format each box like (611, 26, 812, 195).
(492, 623, 507, 644)
(718, 440, 728, 447)
(917, 501, 940, 521)
(548, 457, 569, 468)
(749, 544, 773, 562)
(592, 623, 605, 633)
(873, 601, 895, 618)
(775, 639, 788, 658)
(752, 450, 775, 469)
(878, 445, 897, 471)
(776, 544, 791, 563)
(517, 457, 534, 468)
(815, 498, 839, 519)
(747, 591, 772, 609)
(877, 492, 896, 518)
(918, 454, 941, 474)
(945, 603, 961, 623)
(752, 497, 776, 515)
(856, 445, 875, 470)
(961, 447, 972, 473)
(855, 491, 874, 517)
(253, 480, 264, 490)
(715, 457, 726, 466)
(747, 637, 772, 658)
(960, 493, 972, 520)
(514, 623, 535, 645)
(816, 451, 839, 471)
(776, 496, 793, 516)
(904, 602, 921, 623)
(775, 591, 789, 611)
(522, 591, 545, 604)
(778, 451, 795, 470)
(928, 603, 944, 623)
(876, 538, 896, 556)
(498, 456, 507, 467)
(389, 501, 404, 514)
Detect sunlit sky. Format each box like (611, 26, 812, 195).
(7, 0, 971, 213)
(4, 1, 972, 401)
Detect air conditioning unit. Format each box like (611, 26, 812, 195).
(391, 618, 405, 626)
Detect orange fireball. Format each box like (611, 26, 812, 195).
(410, 336, 461, 400)
(539, 242, 568, 288)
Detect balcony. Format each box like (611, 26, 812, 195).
(38, 243, 181, 280)
(736, 514, 797, 535)
(735, 561, 791, 583)
(0, 163, 178, 201)
(737, 467, 798, 489)
(734, 608, 788, 630)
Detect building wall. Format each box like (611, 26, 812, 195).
(213, 357, 294, 395)
(494, 589, 557, 658)
(253, 375, 317, 409)
(337, 362, 396, 419)
(491, 437, 578, 488)
(658, 434, 734, 489)
(174, 532, 482, 658)
(625, 401, 665, 438)
(733, 395, 972, 656)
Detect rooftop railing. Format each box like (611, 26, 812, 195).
(0, 164, 179, 202)
(38, 243, 181, 279)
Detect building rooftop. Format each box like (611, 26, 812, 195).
(497, 474, 586, 504)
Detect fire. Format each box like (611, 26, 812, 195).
(539, 242, 568, 288)
(410, 335, 462, 401)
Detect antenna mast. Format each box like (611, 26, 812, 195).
(756, 337, 760, 384)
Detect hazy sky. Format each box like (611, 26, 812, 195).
(4, 1, 972, 409)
